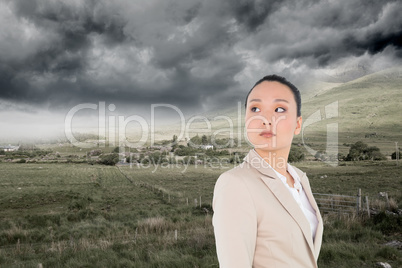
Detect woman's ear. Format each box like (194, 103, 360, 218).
(294, 116, 302, 135)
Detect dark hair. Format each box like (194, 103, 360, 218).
(244, 74, 301, 117)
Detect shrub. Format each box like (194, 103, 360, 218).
(375, 246, 399, 260)
(99, 153, 119, 166)
(183, 156, 196, 165)
(25, 214, 61, 228)
(370, 150, 387, 160)
(289, 146, 305, 162)
(345, 141, 386, 161)
(370, 211, 402, 235)
(88, 149, 102, 156)
(391, 150, 402, 159)
(174, 147, 200, 156)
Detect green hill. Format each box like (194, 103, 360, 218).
(128, 67, 401, 157)
(297, 67, 402, 156)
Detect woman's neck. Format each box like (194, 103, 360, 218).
(254, 147, 289, 176)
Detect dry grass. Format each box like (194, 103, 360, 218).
(371, 199, 388, 211)
(389, 197, 398, 211)
(5, 223, 28, 241)
(370, 197, 399, 211)
(0, 161, 401, 267)
(137, 216, 173, 235)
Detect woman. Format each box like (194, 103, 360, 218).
(212, 75, 323, 268)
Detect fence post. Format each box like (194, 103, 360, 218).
(365, 196, 370, 218)
(200, 196, 202, 208)
(16, 238, 20, 253)
(385, 193, 390, 208)
(357, 188, 361, 214)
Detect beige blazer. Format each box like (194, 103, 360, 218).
(212, 149, 323, 268)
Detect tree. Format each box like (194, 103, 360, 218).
(201, 135, 208, 145)
(188, 135, 202, 147)
(345, 141, 385, 161)
(366, 146, 386, 160)
(171, 135, 179, 151)
(391, 150, 401, 160)
(345, 141, 368, 161)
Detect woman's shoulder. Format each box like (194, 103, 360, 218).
(213, 161, 261, 200)
(215, 161, 260, 187)
(219, 160, 256, 176)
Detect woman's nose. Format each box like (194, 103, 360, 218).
(261, 113, 274, 126)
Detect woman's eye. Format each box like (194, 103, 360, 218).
(251, 107, 260, 112)
(275, 107, 286, 113)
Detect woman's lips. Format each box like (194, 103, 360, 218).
(259, 130, 276, 138)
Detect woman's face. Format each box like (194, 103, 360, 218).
(245, 81, 302, 153)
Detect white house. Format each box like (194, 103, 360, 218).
(0, 145, 20, 152)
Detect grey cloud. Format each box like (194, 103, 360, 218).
(228, 0, 284, 31)
(1, 0, 246, 113)
(308, 0, 386, 29)
(0, 0, 401, 117)
(249, 0, 402, 67)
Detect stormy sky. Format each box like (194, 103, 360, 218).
(0, 0, 401, 141)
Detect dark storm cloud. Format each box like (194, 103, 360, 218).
(0, 0, 131, 107)
(0, 0, 401, 114)
(255, 0, 402, 67)
(12, 0, 128, 74)
(229, 0, 283, 31)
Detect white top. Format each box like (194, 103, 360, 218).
(271, 163, 319, 240)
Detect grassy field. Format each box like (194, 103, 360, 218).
(0, 160, 401, 267)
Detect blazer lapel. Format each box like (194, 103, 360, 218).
(243, 150, 316, 257)
(295, 168, 324, 259)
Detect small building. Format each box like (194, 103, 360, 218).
(201, 144, 214, 150)
(0, 145, 20, 152)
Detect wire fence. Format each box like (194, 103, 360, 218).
(119, 165, 373, 216)
(116, 166, 212, 209)
(313, 189, 371, 216)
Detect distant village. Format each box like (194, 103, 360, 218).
(1, 133, 399, 165)
(0, 134, 245, 166)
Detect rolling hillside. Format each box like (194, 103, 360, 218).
(152, 67, 402, 156)
(297, 67, 402, 155)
